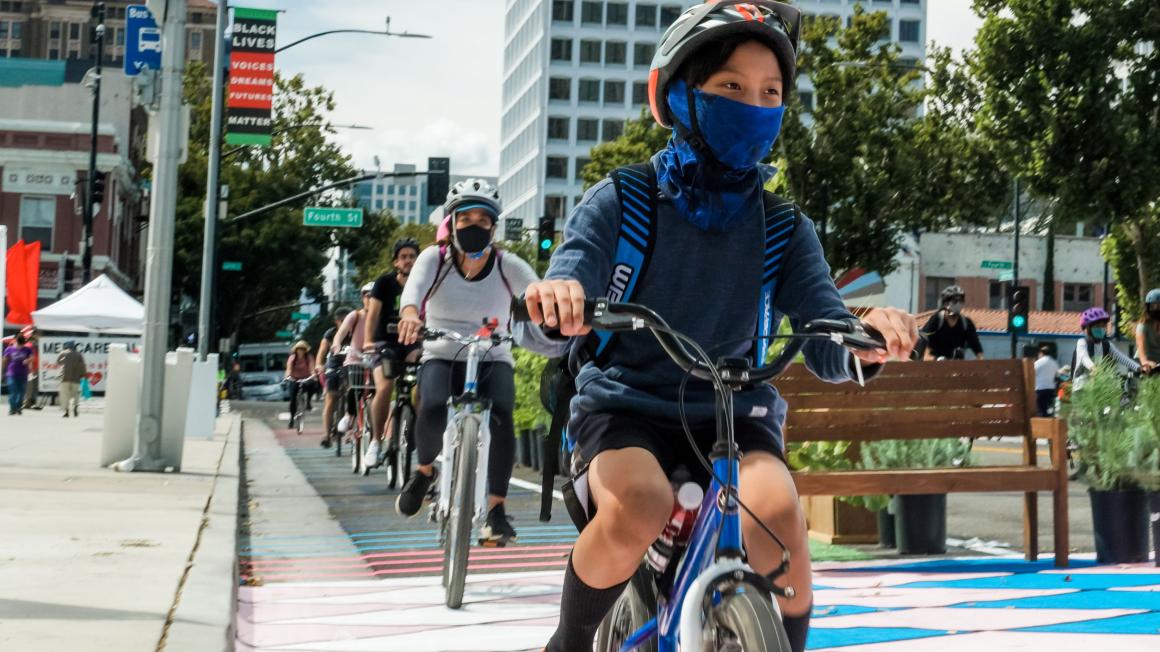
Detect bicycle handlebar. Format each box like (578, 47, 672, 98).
(386, 322, 515, 346)
(511, 296, 886, 384)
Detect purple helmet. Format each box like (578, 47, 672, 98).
(1080, 307, 1110, 328)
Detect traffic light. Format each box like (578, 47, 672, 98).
(91, 170, 107, 207)
(64, 257, 75, 289)
(1008, 286, 1029, 334)
(426, 157, 449, 206)
(537, 217, 555, 261)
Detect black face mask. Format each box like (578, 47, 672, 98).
(1150, 309, 1160, 321)
(454, 225, 492, 255)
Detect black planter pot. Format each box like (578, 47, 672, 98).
(892, 494, 946, 555)
(1147, 491, 1160, 567)
(1089, 488, 1150, 564)
(877, 508, 896, 549)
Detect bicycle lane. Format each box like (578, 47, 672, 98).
(236, 414, 571, 651)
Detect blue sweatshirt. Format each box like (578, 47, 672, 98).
(518, 157, 862, 445)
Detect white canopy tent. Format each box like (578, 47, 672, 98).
(31, 274, 144, 335)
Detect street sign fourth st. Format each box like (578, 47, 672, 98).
(981, 260, 1014, 270)
(303, 206, 363, 228)
(124, 5, 162, 76)
(222, 261, 242, 271)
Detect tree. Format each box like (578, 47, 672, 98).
(971, 0, 1160, 314)
(173, 63, 379, 343)
(580, 109, 670, 189)
(781, 8, 1008, 277)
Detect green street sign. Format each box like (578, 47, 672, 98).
(222, 261, 242, 271)
(303, 206, 363, 228)
(275, 330, 294, 339)
(981, 260, 1013, 270)
(999, 270, 1015, 282)
(291, 312, 311, 321)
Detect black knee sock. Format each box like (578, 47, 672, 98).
(546, 556, 629, 652)
(783, 603, 812, 652)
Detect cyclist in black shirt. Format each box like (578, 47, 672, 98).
(921, 285, 985, 360)
(361, 238, 422, 466)
(315, 307, 352, 448)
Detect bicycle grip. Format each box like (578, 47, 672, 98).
(510, 295, 599, 325)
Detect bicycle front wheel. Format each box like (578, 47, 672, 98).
(444, 418, 478, 609)
(397, 402, 415, 486)
(702, 583, 790, 652)
(595, 568, 657, 652)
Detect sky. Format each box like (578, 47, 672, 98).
(243, 0, 983, 178)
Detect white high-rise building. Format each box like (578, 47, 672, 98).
(500, 0, 928, 227)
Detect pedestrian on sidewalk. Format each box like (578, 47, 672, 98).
(3, 333, 34, 415)
(57, 341, 87, 418)
(20, 326, 42, 411)
(1034, 345, 1060, 417)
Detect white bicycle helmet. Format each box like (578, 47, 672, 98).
(648, 1, 801, 128)
(444, 178, 502, 218)
(360, 282, 375, 295)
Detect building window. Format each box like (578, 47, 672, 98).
(19, 196, 55, 251)
(49, 21, 60, 39)
(48, 48, 59, 59)
(580, 39, 602, 64)
(660, 5, 682, 28)
(115, 27, 125, 45)
(549, 77, 571, 100)
(546, 156, 569, 179)
(69, 22, 80, 40)
(190, 31, 202, 50)
(544, 195, 567, 219)
(409, 200, 417, 212)
(603, 79, 624, 106)
(575, 157, 591, 182)
(602, 118, 623, 141)
(0, 22, 7, 39)
(581, 1, 603, 25)
(605, 41, 626, 65)
(798, 91, 814, 113)
(577, 118, 599, 141)
(547, 116, 570, 140)
(1063, 283, 1093, 312)
(989, 281, 1009, 310)
(579, 78, 601, 102)
(550, 38, 573, 61)
(633, 42, 655, 68)
(552, 1, 574, 22)
(636, 3, 657, 28)
(901, 0, 920, 4)
(899, 19, 921, 43)
(632, 81, 648, 105)
(924, 276, 956, 311)
(606, 2, 628, 26)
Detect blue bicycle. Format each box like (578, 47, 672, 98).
(522, 298, 884, 651)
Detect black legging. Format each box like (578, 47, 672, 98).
(288, 379, 315, 418)
(416, 360, 516, 499)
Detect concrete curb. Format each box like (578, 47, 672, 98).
(161, 414, 243, 652)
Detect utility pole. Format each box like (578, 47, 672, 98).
(1011, 177, 1021, 359)
(116, 0, 187, 473)
(83, 2, 106, 284)
(197, 0, 228, 360)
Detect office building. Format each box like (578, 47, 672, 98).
(499, 0, 927, 226)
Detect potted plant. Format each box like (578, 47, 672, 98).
(860, 438, 972, 555)
(1066, 361, 1152, 564)
(787, 441, 882, 544)
(1128, 375, 1160, 566)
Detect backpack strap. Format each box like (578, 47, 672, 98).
(586, 163, 659, 365)
(753, 191, 800, 367)
(419, 245, 452, 321)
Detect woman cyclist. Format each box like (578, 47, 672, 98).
(1072, 307, 1141, 390)
(315, 307, 352, 448)
(333, 283, 376, 453)
(517, 3, 917, 650)
(1135, 288, 1160, 373)
(284, 340, 315, 427)
(395, 179, 542, 545)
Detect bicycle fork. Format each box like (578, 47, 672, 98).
(435, 405, 493, 524)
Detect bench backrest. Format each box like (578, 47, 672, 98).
(778, 359, 1036, 444)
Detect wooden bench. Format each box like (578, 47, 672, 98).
(779, 359, 1069, 567)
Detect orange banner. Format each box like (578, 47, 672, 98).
(5, 240, 40, 325)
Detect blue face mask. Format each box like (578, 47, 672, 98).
(1091, 327, 1107, 340)
(655, 79, 785, 232)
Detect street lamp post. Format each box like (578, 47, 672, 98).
(83, 2, 106, 285)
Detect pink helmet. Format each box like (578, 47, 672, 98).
(1080, 307, 1110, 328)
(436, 214, 451, 243)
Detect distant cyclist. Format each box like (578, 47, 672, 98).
(1135, 288, 1160, 373)
(333, 283, 376, 456)
(284, 340, 314, 428)
(395, 179, 543, 545)
(1033, 346, 1060, 417)
(315, 307, 352, 448)
(921, 285, 984, 360)
(1072, 307, 1141, 389)
(361, 238, 422, 467)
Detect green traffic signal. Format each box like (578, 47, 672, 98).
(540, 238, 552, 250)
(1012, 315, 1027, 329)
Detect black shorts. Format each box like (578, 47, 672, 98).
(569, 411, 784, 485)
(375, 341, 421, 378)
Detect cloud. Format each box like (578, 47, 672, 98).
(332, 119, 495, 174)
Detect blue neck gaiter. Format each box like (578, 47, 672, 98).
(655, 79, 785, 232)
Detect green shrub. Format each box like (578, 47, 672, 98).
(1066, 360, 1156, 491)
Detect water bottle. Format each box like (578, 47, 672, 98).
(646, 480, 704, 575)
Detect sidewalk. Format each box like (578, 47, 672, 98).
(0, 401, 241, 652)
